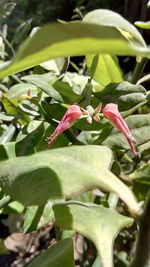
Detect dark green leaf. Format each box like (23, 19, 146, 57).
(28, 238, 74, 267)
(15, 121, 44, 156)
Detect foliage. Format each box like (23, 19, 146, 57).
(0, 4, 150, 267)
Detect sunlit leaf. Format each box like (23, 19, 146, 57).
(0, 146, 140, 216)
(53, 202, 133, 267)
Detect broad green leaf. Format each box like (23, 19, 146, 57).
(2, 95, 30, 124)
(28, 238, 74, 267)
(0, 142, 15, 161)
(53, 203, 133, 267)
(15, 121, 44, 156)
(86, 54, 122, 91)
(95, 81, 147, 111)
(128, 162, 150, 184)
(0, 22, 149, 78)
(134, 21, 150, 30)
(7, 83, 37, 99)
(22, 73, 82, 103)
(0, 146, 140, 216)
(83, 9, 146, 47)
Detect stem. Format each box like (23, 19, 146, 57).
(0, 30, 15, 56)
(137, 74, 150, 84)
(0, 195, 12, 209)
(130, 190, 150, 267)
(108, 193, 119, 209)
(131, 57, 148, 84)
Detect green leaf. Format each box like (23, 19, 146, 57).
(0, 125, 15, 144)
(138, 140, 150, 156)
(2, 95, 30, 124)
(83, 9, 146, 47)
(0, 21, 149, 78)
(21, 73, 62, 101)
(53, 203, 133, 267)
(95, 81, 147, 111)
(128, 162, 150, 184)
(12, 19, 32, 47)
(7, 83, 37, 99)
(0, 113, 14, 121)
(2, 201, 24, 214)
(0, 142, 15, 161)
(22, 73, 82, 103)
(28, 238, 74, 267)
(23, 201, 57, 233)
(36, 124, 69, 151)
(134, 21, 150, 30)
(86, 54, 122, 91)
(40, 58, 65, 74)
(15, 121, 44, 156)
(0, 145, 140, 216)
(96, 114, 150, 152)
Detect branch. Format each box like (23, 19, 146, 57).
(131, 57, 148, 84)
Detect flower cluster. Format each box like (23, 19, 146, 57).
(47, 103, 138, 155)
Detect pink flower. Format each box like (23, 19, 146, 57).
(102, 103, 138, 155)
(47, 105, 82, 148)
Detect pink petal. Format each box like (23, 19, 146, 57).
(102, 103, 138, 155)
(47, 105, 82, 148)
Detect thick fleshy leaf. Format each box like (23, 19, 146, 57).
(0, 146, 140, 216)
(82, 9, 145, 47)
(95, 81, 147, 111)
(0, 22, 149, 79)
(53, 202, 133, 267)
(86, 54, 122, 91)
(95, 114, 150, 152)
(28, 238, 74, 267)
